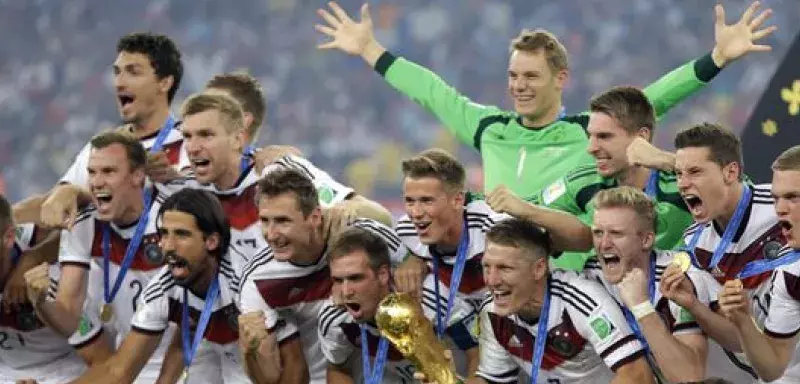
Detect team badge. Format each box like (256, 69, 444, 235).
(763, 240, 783, 260)
(144, 242, 164, 265)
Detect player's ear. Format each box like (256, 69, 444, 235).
(722, 161, 741, 184)
(533, 255, 548, 281)
(555, 69, 569, 90)
(642, 230, 655, 251)
(636, 127, 652, 142)
(451, 190, 465, 208)
(158, 75, 174, 98)
(132, 166, 147, 188)
(205, 232, 220, 254)
(308, 206, 323, 228)
(378, 264, 391, 287)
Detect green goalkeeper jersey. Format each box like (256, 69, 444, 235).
(531, 165, 694, 270)
(374, 51, 721, 198)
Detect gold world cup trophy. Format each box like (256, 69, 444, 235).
(375, 293, 464, 384)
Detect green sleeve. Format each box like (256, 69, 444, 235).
(642, 53, 722, 120)
(375, 52, 504, 149)
(535, 176, 583, 216)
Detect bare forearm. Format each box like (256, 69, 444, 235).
(465, 349, 480, 377)
(155, 334, 185, 384)
(733, 318, 791, 381)
(689, 301, 741, 352)
(12, 194, 46, 224)
(514, 204, 592, 252)
(638, 314, 704, 381)
(244, 352, 279, 384)
(36, 297, 80, 337)
(70, 362, 129, 384)
(326, 365, 355, 384)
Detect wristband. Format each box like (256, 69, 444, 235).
(631, 301, 656, 320)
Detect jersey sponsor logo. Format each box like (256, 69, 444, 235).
(589, 313, 615, 340)
(542, 178, 567, 205)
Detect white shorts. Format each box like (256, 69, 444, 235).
(0, 352, 86, 384)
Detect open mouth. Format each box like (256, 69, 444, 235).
(118, 94, 135, 109)
(167, 255, 190, 279)
(492, 289, 511, 302)
(780, 220, 795, 238)
(344, 302, 361, 312)
(191, 159, 211, 174)
(682, 194, 705, 217)
(601, 253, 621, 267)
(515, 95, 535, 103)
(94, 191, 113, 210)
(413, 221, 431, 233)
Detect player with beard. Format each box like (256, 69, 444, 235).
(315, 1, 775, 267)
(717, 145, 800, 382)
(24, 131, 210, 383)
(0, 194, 107, 383)
(70, 188, 272, 383)
(492, 87, 693, 270)
(469, 218, 653, 383)
(318, 227, 478, 383)
(582, 187, 709, 382)
(659, 123, 793, 382)
(237, 168, 406, 383)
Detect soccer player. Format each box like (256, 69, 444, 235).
(394, 149, 507, 309)
(238, 168, 406, 383)
(27, 131, 195, 382)
(314, 1, 775, 199)
(473, 218, 653, 383)
(490, 86, 693, 269)
(0, 195, 106, 383)
(582, 186, 708, 382)
(717, 145, 800, 382)
(659, 123, 793, 382)
(318, 226, 478, 382)
(71, 188, 265, 383)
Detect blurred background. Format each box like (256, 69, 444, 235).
(1, 0, 798, 215)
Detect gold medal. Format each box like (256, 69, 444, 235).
(672, 252, 692, 273)
(181, 368, 189, 383)
(99, 303, 113, 323)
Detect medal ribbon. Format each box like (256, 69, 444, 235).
(431, 218, 470, 337)
(529, 279, 551, 384)
(738, 250, 800, 279)
(686, 184, 751, 271)
(240, 145, 255, 173)
(360, 325, 389, 384)
(621, 253, 659, 371)
(182, 275, 220, 370)
(644, 170, 660, 199)
(102, 115, 175, 307)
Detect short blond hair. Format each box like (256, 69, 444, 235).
(591, 186, 656, 232)
(180, 92, 245, 134)
(401, 148, 465, 193)
(772, 145, 800, 172)
(509, 29, 569, 73)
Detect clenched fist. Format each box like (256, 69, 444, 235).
(238, 311, 281, 381)
(718, 279, 750, 325)
(625, 137, 675, 171)
(24, 263, 50, 306)
(616, 268, 649, 309)
(486, 185, 531, 218)
(253, 145, 303, 173)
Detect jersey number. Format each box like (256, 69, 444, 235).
(0, 331, 25, 350)
(130, 280, 143, 312)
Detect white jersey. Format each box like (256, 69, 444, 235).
(317, 274, 478, 382)
(264, 155, 354, 208)
(0, 226, 103, 382)
(395, 199, 508, 306)
(584, 250, 706, 337)
(239, 218, 406, 384)
(683, 183, 790, 382)
(758, 246, 800, 383)
(133, 262, 249, 384)
(476, 270, 645, 384)
(60, 122, 186, 186)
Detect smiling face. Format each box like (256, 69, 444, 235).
(402, 177, 464, 245)
(182, 109, 244, 185)
(592, 206, 655, 284)
(482, 242, 546, 317)
(159, 210, 219, 287)
(258, 192, 322, 262)
(330, 249, 390, 322)
(87, 143, 146, 222)
(113, 51, 170, 125)
(507, 50, 565, 122)
(773, 169, 800, 248)
(675, 146, 741, 223)
(587, 112, 642, 178)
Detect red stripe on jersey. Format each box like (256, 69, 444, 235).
(168, 299, 239, 345)
(217, 185, 259, 230)
(435, 254, 484, 294)
(340, 323, 405, 361)
(694, 224, 786, 288)
(488, 309, 586, 371)
(255, 265, 332, 308)
(162, 140, 183, 165)
(90, 221, 162, 271)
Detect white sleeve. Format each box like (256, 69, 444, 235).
(59, 143, 91, 186)
(764, 269, 800, 338)
(688, 268, 718, 306)
(177, 142, 191, 172)
(317, 303, 354, 365)
(58, 216, 94, 266)
(351, 218, 408, 264)
(474, 308, 521, 383)
(13, 223, 36, 251)
(573, 281, 645, 371)
(263, 155, 354, 208)
(238, 270, 299, 343)
(131, 281, 171, 333)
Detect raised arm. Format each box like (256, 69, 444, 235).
(642, 1, 775, 119)
(315, 2, 502, 149)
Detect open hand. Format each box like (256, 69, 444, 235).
(712, 1, 776, 67)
